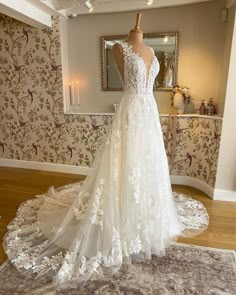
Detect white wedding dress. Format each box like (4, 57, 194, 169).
(3, 41, 209, 287)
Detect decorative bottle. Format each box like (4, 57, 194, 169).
(206, 99, 213, 116)
(199, 100, 206, 115)
(211, 98, 216, 115)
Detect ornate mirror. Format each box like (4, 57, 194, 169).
(101, 32, 179, 91)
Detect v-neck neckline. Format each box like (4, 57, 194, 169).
(122, 41, 156, 88)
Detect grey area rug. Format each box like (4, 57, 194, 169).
(0, 243, 235, 295)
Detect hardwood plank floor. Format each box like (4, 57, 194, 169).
(0, 167, 236, 265)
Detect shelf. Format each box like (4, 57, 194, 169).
(159, 114, 222, 120)
(64, 112, 222, 120)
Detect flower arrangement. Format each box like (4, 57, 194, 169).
(170, 85, 192, 106)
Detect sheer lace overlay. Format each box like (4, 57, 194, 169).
(3, 41, 209, 287)
(121, 42, 159, 94)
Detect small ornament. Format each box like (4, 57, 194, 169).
(170, 85, 193, 114)
(199, 100, 206, 115)
(211, 98, 217, 115)
(206, 98, 217, 115)
(173, 92, 185, 114)
(206, 98, 214, 116)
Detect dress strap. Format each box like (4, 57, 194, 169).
(118, 41, 130, 64)
(118, 41, 126, 51)
(150, 46, 155, 57)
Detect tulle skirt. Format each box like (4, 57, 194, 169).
(3, 92, 209, 288)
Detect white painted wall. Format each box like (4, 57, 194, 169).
(65, 0, 232, 114)
(215, 5, 236, 193)
(218, 3, 236, 115)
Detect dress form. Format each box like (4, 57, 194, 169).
(112, 13, 154, 80)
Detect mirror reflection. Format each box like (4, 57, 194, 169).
(101, 32, 179, 91)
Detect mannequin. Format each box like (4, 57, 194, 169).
(112, 13, 154, 80)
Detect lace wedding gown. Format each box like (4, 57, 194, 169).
(3, 41, 209, 287)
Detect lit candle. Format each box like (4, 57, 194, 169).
(72, 81, 75, 105)
(76, 80, 80, 105)
(69, 82, 72, 105)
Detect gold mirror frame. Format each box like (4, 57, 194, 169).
(101, 31, 179, 91)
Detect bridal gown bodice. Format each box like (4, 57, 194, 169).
(3, 41, 209, 288)
(121, 42, 159, 95)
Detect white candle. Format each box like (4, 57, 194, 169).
(76, 80, 80, 105)
(72, 81, 75, 105)
(69, 82, 72, 106)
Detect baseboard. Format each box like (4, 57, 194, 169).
(0, 158, 89, 175)
(0, 158, 214, 197)
(2, 158, 235, 201)
(213, 189, 236, 202)
(170, 175, 214, 199)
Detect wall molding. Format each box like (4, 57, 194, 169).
(0, 0, 52, 28)
(40, 0, 214, 16)
(213, 189, 236, 202)
(1, 158, 215, 197)
(0, 158, 89, 175)
(2, 158, 235, 202)
(170, 175, 214, 199)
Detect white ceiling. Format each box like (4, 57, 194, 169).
(1, 0, 233, 28)
(26, 0, 215, 17)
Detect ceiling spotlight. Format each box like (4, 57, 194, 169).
(146, 0, 153, 5)
(85, 0, 94, 12)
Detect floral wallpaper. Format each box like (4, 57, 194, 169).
(0, 15, 111, 166)
(162, 116, 222, 188)
(0, 14, 222, 188)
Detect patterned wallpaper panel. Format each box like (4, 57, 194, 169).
(162, 116, 222, 188)
(0, 15, 222, 188)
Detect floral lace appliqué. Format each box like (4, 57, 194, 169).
(129, 236, 142, 254)
(128, 165, 141, 203)
(90, 179, 104, 230)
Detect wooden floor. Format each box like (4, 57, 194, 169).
(0, 167, 236, 265)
